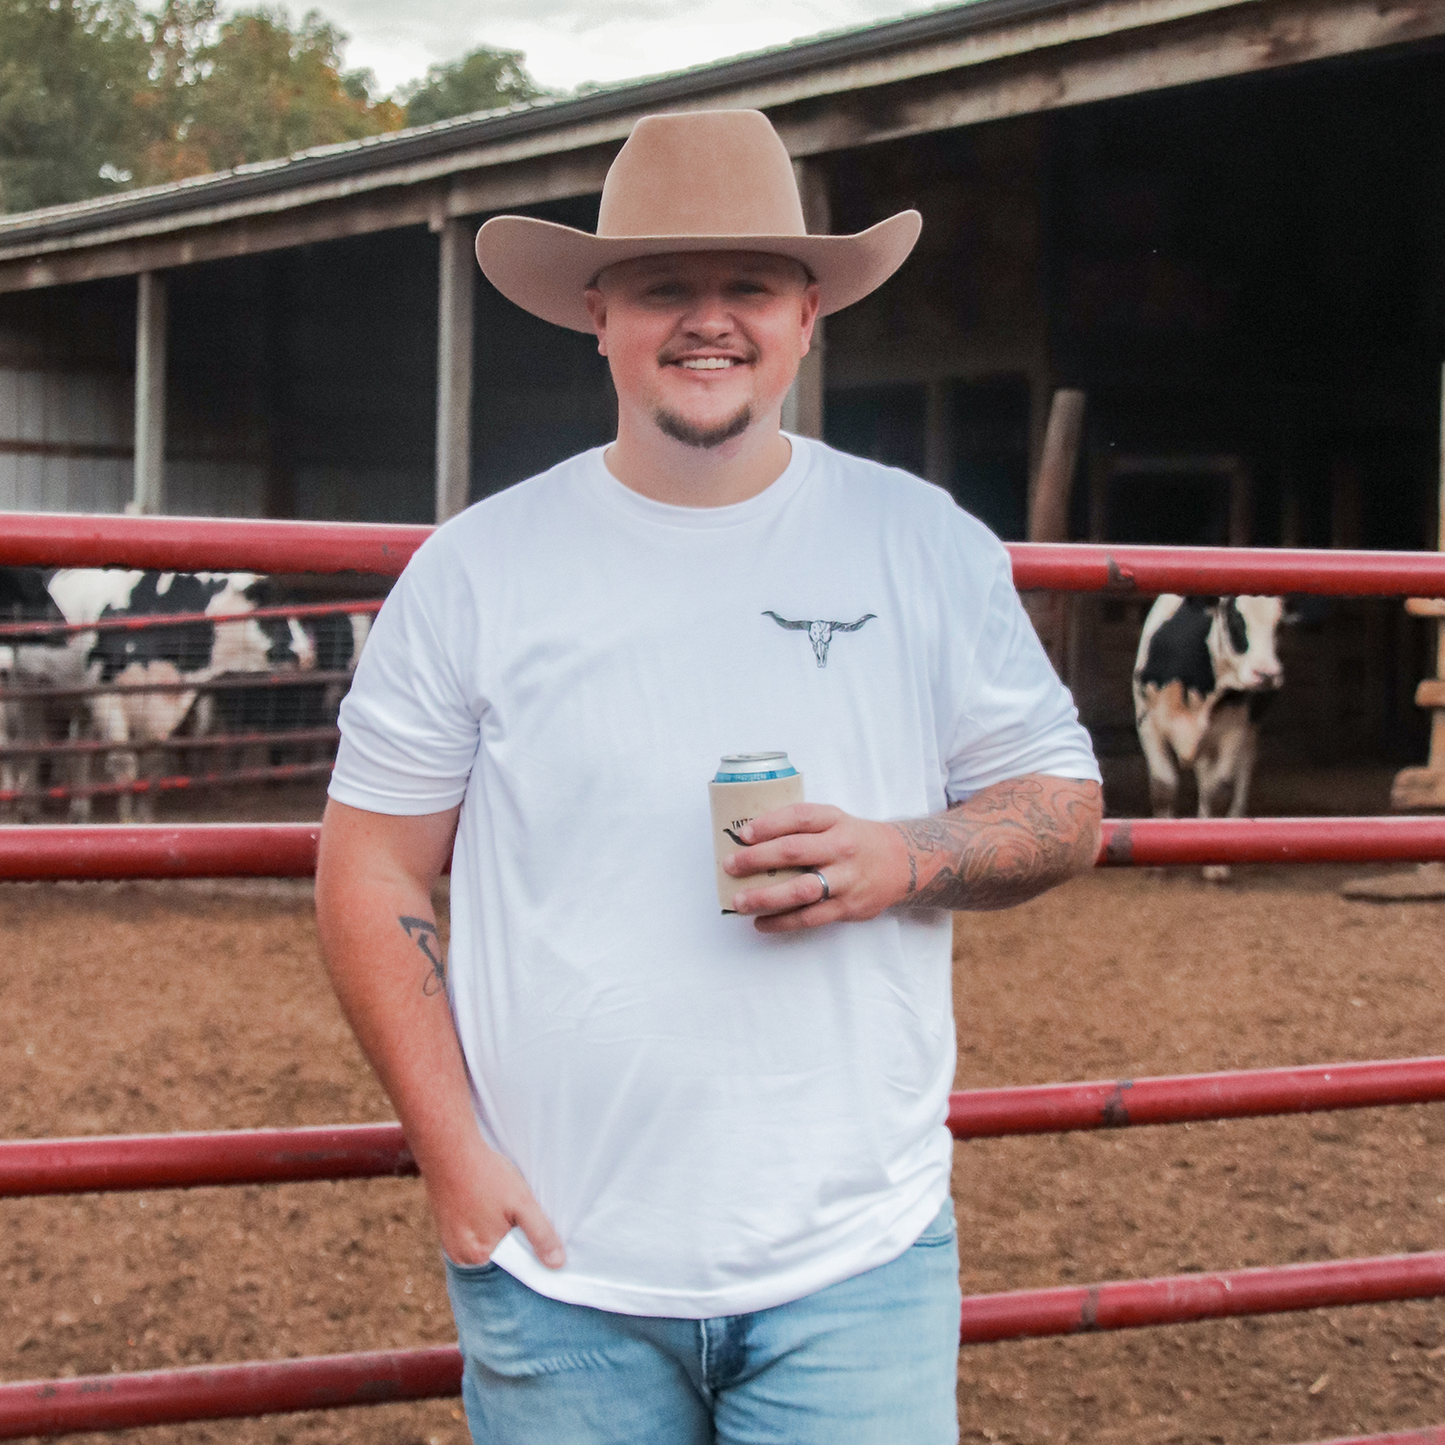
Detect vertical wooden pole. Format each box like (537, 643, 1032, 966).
(1391, 363, 1445, 811)
(1025, 388, 1085, 681)
(133, 272, 167, 515)
(924, 380, 954, 490)
(1433, 362, 1445, 768)
(1029, 388, 1084, 544)
(782, 160, 828, 439)
(435, 216, 475, 523)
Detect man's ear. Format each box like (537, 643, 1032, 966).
(583, 287, 609, 355)
(797, 282, 821, 358)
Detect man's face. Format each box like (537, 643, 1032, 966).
(584, 251, 820, 450)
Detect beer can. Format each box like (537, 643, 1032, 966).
(709, 752, 805, 913)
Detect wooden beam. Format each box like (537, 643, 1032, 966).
(132, 272, 167, 515)
(1029, 389, 1085, 544)
(1391, 767, 1445, 812)
(443, 146, 617, 223)
(1023, 389, 1084, 679)
(771, 0, 1445, 158)
(1394, 362, 1445, 810)
(434, 217, 475, 524)
(0, 188, 441, 295)
(781, 159, 830, 440)
(1433, 361, 1445, 771)
(924, 379, 955, 489)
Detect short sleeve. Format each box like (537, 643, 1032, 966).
(328, 541, 482, 815)
(944, 548, 1101, 803)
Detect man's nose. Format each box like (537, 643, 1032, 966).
(679, 291, 735, 334)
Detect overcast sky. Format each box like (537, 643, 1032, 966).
(295, 0, 952, 98)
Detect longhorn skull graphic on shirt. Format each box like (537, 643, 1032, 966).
(763, 611, 877, 667)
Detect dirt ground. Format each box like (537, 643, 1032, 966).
(2, 852, 1443, 1443)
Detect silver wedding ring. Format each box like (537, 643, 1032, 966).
(807, 870, 831, 902)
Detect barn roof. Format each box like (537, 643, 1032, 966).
(1, 0, 1439, 291)
(0, 0, 1070, 246)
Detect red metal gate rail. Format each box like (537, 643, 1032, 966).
(1, 816, 1441, 881)
(5, 1057, 1443, 1197)
(0, 761, 335, 807)
(0, 598, 381, 641)
(955, 1250, 1445, 1345)
(5, 512, 1445, 594)
(0, 1346, 461, 1440)
(1307, 1433, 1445, 1445)
(0, 725, 340, 760)
(5, 1249, 1445, 1438)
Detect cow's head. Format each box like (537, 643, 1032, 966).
(1205, 595, 1284, 693)
(205, 575, 317, 672)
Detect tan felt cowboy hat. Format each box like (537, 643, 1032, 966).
(474, 109, 921, 333)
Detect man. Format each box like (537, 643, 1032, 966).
(317, 109, 1101, 1444)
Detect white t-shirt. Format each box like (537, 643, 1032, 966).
(330, 436, 1100, 1318)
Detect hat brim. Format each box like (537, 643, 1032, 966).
(474, 210, 922, 332)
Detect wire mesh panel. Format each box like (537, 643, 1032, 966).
(0, 564, 383, 821)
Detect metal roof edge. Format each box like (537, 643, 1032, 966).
(0, 0, 1086, 248)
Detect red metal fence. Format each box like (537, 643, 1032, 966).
(6, 509, 1445, 592)
(2, 513, 1444, 1440)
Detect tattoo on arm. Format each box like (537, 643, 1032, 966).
(889, 775, 1102, 912)
(398, 916, 445, 995)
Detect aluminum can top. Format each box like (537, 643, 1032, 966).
(714, 752, 797, 783)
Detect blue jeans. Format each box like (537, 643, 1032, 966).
(444, 1200, 961, 1445)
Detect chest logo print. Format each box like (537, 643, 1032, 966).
(763, 610, 877, 667)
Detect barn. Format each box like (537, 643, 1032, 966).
(2, 0, 1443, 776)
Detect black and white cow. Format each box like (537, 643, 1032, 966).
(0, 568, 73, 822)
(1133, 594, 1285, 880)
(47, 569, 316, 821)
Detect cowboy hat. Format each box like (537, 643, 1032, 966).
(474, 109, 921, 333)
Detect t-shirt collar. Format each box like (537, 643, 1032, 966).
(580, 433, 813, 531)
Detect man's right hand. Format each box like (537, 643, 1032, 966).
(427, 1141, 566, 1270)
(316, 799, 567, 1274)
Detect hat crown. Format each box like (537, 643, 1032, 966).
(597, 110, 807, 240)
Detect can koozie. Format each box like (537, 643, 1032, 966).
(709, 752, 805, 913)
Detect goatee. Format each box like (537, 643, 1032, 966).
(653, 405, 752, 450)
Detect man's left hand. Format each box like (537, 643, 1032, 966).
(724, 776, 1103, 930)
(724, 803, 910, 932)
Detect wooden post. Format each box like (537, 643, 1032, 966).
(924, 380, 954, 489)
(1429, 364, 1445, 772)
(1390, 362, 1445, 811)
(434, 216, 475, 523)
(132, 272, 167, 516)
(781, 160, 828, 439)
(1024, 389, 1085, 679)
(1435, 370, 1445, 769)
(1028, 388, 1084, 544)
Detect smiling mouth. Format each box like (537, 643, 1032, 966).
(675, 357, 742, 370)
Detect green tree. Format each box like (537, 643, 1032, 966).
(401, 45, 545, 128)
(130, 0, 218, 184)
(0, 0, 152, 212)
(138, 5, 402, 182)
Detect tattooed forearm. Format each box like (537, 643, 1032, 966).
(889, 775, 1102, 911)
(398, 916, 445, 995)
